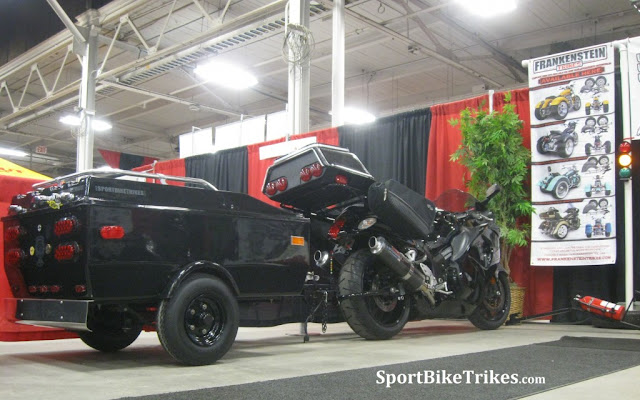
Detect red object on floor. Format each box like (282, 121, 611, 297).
(574, 295, 626, 321)
(0, 165, 77, 341)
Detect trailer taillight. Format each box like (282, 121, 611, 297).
(28, 286, 37, 294)
(54, 217, 78, 236)
(265, 182, 277, 196)
(309, 162, 323, 177)
(335, 175, 348, 185)
(275, 177, 288, 192)
(74, 285, 87, 294)
(4, 226, 24, 242)
(54, 243, 79, 261)
(5, 248, 24, 265)
(300, 166, 312, 182)
(49, 285, 62, 294)
(100, 226, 125, 240)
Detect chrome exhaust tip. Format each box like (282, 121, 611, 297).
(314, 250, 330, 268)
(369, 236, 384, 254)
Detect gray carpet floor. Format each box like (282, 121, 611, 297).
(118, 336, 640, 400)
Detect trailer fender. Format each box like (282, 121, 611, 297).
(163, 260, 240, 299)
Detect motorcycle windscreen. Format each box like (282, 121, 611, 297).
(368, 179, 436, 238)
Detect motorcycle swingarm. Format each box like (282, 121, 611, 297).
(337, 288, 405, 302)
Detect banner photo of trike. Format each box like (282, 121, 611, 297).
(528, 43, 616, 266)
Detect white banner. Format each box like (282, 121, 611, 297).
(628, 38, 640, 140)
(528, 43, 616, 266)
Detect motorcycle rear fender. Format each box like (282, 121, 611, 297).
(553, 221, 568, 236)
(584, 184, 592, 192)
(537, 99, 553, 109)
(586, 102, 592, 107)
(605, 182, 612, 190)
(547, 175, 565, 190)
(603, 100, 609, 105)
(605, 223, 612, 233)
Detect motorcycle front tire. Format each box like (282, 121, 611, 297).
(338, 250, 410, 340)
(468, 272, 511, 330)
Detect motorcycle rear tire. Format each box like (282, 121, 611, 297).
(339, 250, 410, 340)
(468, 272, 511, 330)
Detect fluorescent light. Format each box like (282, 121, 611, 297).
(344, 107, 376, 125)
(92, 120, 112, 131)
(59, 115, 112, 131)
(194, 61, 258, 90)
(455, 0, 517, 17)
(59, 115, 81, 126)
(0, 147, 28, 157)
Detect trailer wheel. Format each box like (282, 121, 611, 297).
(339, 250, 410, 340)
(157, 274, 239, 365)
(78, 321, 141, 353)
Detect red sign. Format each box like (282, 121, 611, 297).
(35, 146, 47, 154)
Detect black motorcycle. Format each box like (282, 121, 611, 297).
(263, 144, 510, 340)
(536, 121, 578, 158)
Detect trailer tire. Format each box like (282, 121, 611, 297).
(157, 273, 239, 365)
(339, 250, 410, 340)
(78, 324, 141, 353)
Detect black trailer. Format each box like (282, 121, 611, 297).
(2, 170, 320, 365)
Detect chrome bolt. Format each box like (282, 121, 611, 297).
(201, 304, 207, 310)
(189, 325, 195, 331)
(189, 309, 196, 315)
(201, 329, 207, 334)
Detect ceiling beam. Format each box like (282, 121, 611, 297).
(316, 0, 503, 88)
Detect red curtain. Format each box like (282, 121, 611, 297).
(99, 149, 121, 168)
(425, 95, 488, 200)
(493, 88, 553, 318)
(247, 128, 340, 205)
(0, 175, 77, 341)
(133, 159, 186, 186)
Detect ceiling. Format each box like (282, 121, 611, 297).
(1, 0, 639, 176)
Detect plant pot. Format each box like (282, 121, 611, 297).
(509, 283, 526, 320)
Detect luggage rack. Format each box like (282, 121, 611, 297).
(32, 169, 218, 191)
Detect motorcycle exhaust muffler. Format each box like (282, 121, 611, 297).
(314, 250, 330, 268)
(369, 236, 435, 304)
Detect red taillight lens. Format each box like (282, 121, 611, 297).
(100, 226, 125, 240)
(328, 218, 346, 239)
(54, 243, 79, 261)
(309, 162, 323, 177)
(49, 285, 62, 294)
(265, 182, 277, 196)
(74, 285, 87, 294)
(6, 249, 24, 265)
(4, 226, 24, 242)
(28, 286, 37, 294)
(275, 177, 288, 192)
(300, 167, 312, 182)
(38, 285, 49, 294)
(54, 217, 77, 236)
(335, 175, 348, 185)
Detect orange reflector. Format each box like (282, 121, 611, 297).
(100, 226, 125, 239)
(291, 236, 305, 246)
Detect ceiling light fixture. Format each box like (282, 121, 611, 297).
(0, 147, 28, 157)
(194, 61, 258, 90)
(343, 107, 376, 125)
(59, 115, 112, 131)
(455, 0, 517, 17)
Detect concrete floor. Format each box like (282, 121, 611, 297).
(0, 320, 638, 400)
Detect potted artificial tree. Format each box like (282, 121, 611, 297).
(450, 92, 533, 318)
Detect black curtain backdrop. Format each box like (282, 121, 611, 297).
(551, 64, 625, 322)
(185, 147, 248, 193)
(338, 108, 431, 195)
(119, 153, 145, 170)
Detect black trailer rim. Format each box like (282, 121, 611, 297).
(184, 295, 226, 347)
